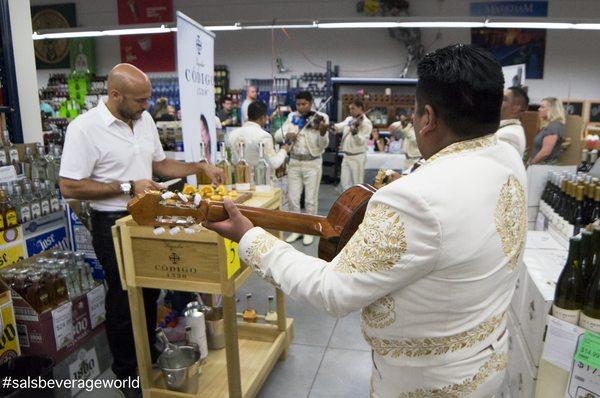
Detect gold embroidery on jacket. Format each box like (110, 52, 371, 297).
(245, 232, 281, 287)
(494, 175, 527, 271)
(362, 295, 396, 329)
(426, 134, 497, 164)
(363, 312, 505, 358)
(334, 203, 407, 273)
(398, 352, 508, 397)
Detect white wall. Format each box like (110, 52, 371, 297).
(31, 0, 600, 103)
(8, 0, 43, 143)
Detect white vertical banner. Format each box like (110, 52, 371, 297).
(176, 11, 216, 186)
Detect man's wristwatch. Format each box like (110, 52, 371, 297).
(120, 181, 135, 197)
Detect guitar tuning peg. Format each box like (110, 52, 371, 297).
(153, 227, 166, 235)
(194, 193, 201, 207)
(177, 192, 189, 203)
(184, 227, 196, 234)
(169, 226, 181, 235)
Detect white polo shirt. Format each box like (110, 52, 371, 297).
(59, 101, 166, 211)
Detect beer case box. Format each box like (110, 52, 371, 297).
(0, 282, 20, 365)
(10, 277, 106, 363)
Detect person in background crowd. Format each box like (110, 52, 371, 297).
(389, 114, 421, 170)
(368, 127, 387, 152)
(275, 90, 329, 246)
(269, 105, 288, 136)
(58, 63, 224, 398)
(529, 97, 566, 165)
(204, 44, 526, 398)
(497, 86, 529, 158)
(166, 105, 177, 120)
(387, 131, 403, 154)
(241, 85, 258, 123)
(333, 99, 373, 191)
(152, 97, 169, 121)
(217, 96, 235, 128)
(229, 101, 289, 168)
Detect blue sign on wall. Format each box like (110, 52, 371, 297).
(470, 1, 548, 17)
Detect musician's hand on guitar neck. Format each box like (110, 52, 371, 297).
(203, 198, 254, 242)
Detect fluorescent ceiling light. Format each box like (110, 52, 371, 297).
(243, 24, 316, 30)
(206, 24, 241, 31)
(33, 30, 103, 39)
(484, 21, 573, 29)
(318, 22, 401, 29)
(574, 23, 600, 30)
(104, 26, 171, 36)
(398, 21, 484, 28)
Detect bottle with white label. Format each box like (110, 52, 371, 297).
(13, 185, 31, 224)
(3, 129, 19, 173)
(47, 180, 60, 213)
(553, 236, 584, 325)
(34, 180, 50, 217)
(24, 182, 41, 219)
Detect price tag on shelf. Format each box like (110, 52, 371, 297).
(575, 331, 600, 370)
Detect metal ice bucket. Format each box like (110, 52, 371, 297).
(157, 346, 201, 392)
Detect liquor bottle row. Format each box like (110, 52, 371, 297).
(214, 141, 272, 191)
(540, 171, 600, 236)
(0, 250, 96, 313)
(241, 293, 277, 324)
(0, 177, 61, 229)
(553, 229, 600, 332)
(578, 148, 599, 173)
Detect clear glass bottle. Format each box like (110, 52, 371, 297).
(234, 142, 251, 191)
(0, 132, 7, 166)
(265, 296, 277, 324)
(242, 293, 257, 323)
(254, 142, 270, 192)
(13, 185, 31, 224)
(75, 251, 95, 289)
(24, 182, 40, 219)
(3, 129, 19, 173)
(34, 180, 51, 217)
(31, 143, 48, 182)
(45, 143, 58, 185)
(216, 142, 233, 190)
(22, 146, 35, 180)
(47, 180, 60, 213)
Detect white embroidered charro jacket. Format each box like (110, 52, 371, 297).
(238, 134, 527, 395)
(274, 111, 329, 158)
(496, 118, 526, 158)
(334, 115, 373, 155)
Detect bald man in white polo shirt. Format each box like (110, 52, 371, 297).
(59, 63, 223, 397)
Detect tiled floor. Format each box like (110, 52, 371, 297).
(77, 183, 372, 398)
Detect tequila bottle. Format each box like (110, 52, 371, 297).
(22, 146, 34, 180)
(234, 142, 251, 191)
(35, 180, 51, 217)
(254, 142, 270, 192)
(13, 185, 31, 224)
(3, 129, 19, 173)
(24, 182, 41, 220)
(216, 142, 233, 190)
(265, 296, 277, 324)
(31, 144, 48, 181)
(242, 293, 257, 323)
(47, 180, 61, 213)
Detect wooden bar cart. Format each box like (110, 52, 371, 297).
(111, 189, 294, 398)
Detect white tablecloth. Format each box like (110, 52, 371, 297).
(364, 153, 406, 170)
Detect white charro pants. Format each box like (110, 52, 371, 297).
(287, 157, 322, 216)
(340, 153, 366, 191)
(370, 332, 508, 398)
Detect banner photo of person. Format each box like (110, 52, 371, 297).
(176, 11, 217, 186)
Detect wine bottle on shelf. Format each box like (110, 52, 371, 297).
(553, 236, 584, 325)
(234, 142, 251, 191)
(581, 230, 594, 286)
(573, 185, 586, 235)
(590, 150, 599, 170)
(591, 186, 600, 224)
(216, 142, 233, 190)
(242, 293, 257, 323)
(581, 228, 600, 332)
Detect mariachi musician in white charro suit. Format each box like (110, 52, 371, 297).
(205, 44, 527, 397)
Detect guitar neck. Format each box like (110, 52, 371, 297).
(206, 203, 340, 239)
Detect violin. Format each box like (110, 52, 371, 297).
(350, 114, 365, 134)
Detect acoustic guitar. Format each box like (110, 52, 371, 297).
(127, 184, 376, 261)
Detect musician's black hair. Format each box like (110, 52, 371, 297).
(507, 86, 530, 111)
(222, 96, 232, 104)
(295, 91, 313, 103)
(351, 99, 364, 109)
(248, 101, 267, 121)
(416, 44, 504, 138)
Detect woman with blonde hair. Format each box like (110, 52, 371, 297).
(529, 97, 566, 164)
